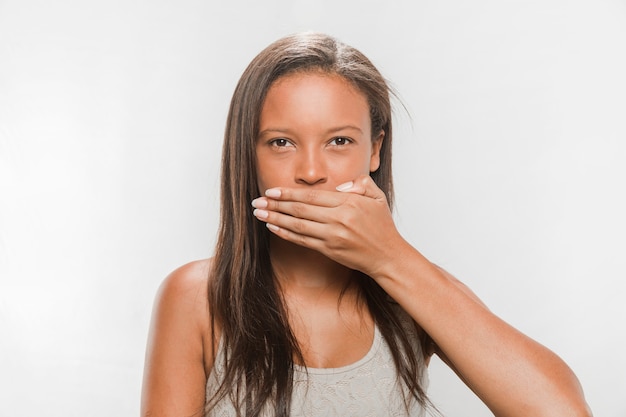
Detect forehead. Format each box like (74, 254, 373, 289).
(267, 70, 365, 101)
(260, 71, 371, 131)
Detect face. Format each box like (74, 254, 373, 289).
(255, 72, 383, 194)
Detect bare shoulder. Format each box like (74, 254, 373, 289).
(141, 259, 215, 417)
(154, 258, 217, 362)
(157, 259, 212, 310)
(161, 258, 212, 291)
(153, 259, 212, 333)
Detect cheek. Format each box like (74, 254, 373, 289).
(255, 157, 282, 193)
(255, 162, 268, 194)
(327, 154, 372, 183)
(354, 147, 377, 174)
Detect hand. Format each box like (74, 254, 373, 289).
(251, 175, 407, 277)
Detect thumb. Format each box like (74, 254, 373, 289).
(336, 175, 386, 201)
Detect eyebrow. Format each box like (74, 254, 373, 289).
(258, 125, 364, 137)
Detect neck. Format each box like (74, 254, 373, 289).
(269, 236, 354, 294)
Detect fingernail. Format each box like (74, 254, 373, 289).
(266, 223, 279, 232)
(251, 198, 268, 209)
(265, 188, 281, 198)
(336, 181, 354, 192)
(253, 209, 269, 219)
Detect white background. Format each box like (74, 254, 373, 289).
(1, 1, 625, 416)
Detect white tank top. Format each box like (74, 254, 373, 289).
(205, 321, 429, 416)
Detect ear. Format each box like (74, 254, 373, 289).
(369, 130, 385, 172)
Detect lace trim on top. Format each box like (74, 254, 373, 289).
(205, 318, 428, 417)
(293, 325, 382, 375)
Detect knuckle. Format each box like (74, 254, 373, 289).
(268, 199, 279, 211)
(293, 220, 307, 235)
(292, 202, 306, 219)
(305, 189, 319, 203)
(271, 200, 285, 213)
(296, 234, 308, 246)
(334, 229, 350, 247)
(344, 198, 359, 210)
(338, 209, 357, 226)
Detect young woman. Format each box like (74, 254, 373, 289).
(141, 32, 592, 417)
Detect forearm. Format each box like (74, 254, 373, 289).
(373, 240, 591, 417)
(252, 179, 591, 416)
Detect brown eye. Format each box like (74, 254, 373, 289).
(270, 138, 293, 147)
(329, 137, 352, 146)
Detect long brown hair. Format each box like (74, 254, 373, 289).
(208, 32, 430, 416)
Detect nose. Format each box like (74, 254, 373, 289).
(295, 148, 327, 186)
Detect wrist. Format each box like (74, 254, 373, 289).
(368, 236, 426, 283)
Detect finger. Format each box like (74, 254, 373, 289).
(264, 187, 346, 207)
(336, 175, 387, 201)
(252, 198, 332, 223)
(265, 222, 327, 253)
(252, 207, 328, 240)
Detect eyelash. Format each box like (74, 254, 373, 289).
(269, 138, 293, 147)
(329, 137, 352, 146)
(267, 137, 353, 148)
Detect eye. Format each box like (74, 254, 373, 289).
(269, 138, 294, 148)
(329, 137, 352, 146)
